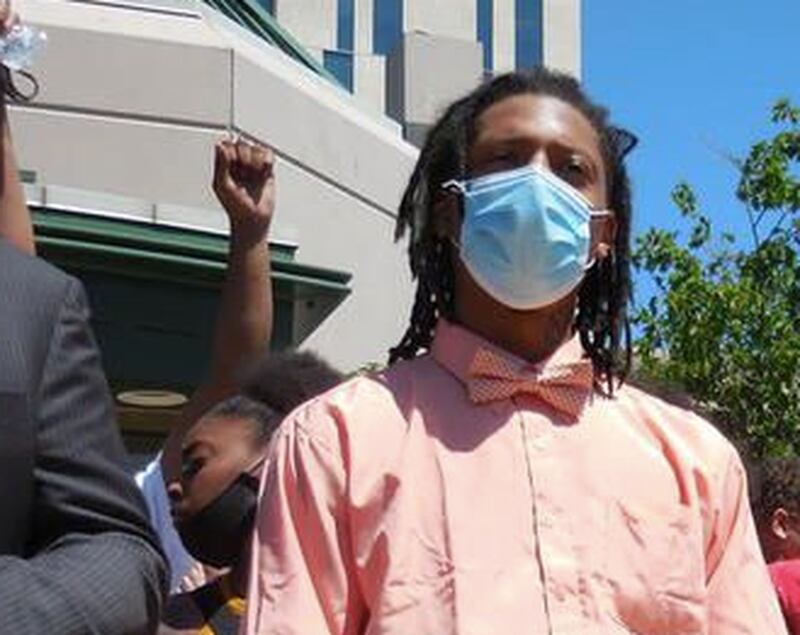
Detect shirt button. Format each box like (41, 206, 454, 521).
(548, 583, 566, 603)
(531, 433, 551, 451)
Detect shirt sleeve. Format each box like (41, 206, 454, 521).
(243, 403, 367, 635)
(706, 447, 787, 634)
(135, 455, 197, 591)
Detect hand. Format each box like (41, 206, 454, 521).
(0, 0, 20, 36)
(0, 0, 20, 106)
(213, 137, 275, 236)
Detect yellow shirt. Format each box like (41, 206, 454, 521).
(196, 575, 245, 635)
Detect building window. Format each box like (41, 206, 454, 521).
(338, 0, 354, 51)
(323, 50, 354, 92)
(477, 0, 493, 71)
(515, 0, 542, 69)
(373, 0, 403, 56)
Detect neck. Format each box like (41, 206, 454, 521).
(454, 266, 577, 364)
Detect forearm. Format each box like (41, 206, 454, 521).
(162, 221, 272, 480)
(210, 222, 272, 386)
(0, 113, 34, 254)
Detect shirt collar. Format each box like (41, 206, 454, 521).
(431, 319, 588, 386)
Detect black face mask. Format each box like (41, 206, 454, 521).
(177, 472, 260, 569)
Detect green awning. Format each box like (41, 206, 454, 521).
(32, 206, 351, 295)
(31, 206, 351, 394)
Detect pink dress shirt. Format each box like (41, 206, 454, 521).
(244, 320, 785, 634)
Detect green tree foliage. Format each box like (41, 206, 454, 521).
(633, 100, 800, 459)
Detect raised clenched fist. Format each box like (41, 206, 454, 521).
(213, 137, 275, 235)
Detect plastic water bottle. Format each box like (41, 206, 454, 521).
(0, 24, 47, 71)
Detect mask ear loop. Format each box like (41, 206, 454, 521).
(585, 209, 614, 271)
(439, 179, 466, 252)
(440, 179, 465, 195)
(238, 458, 266, 494)
(592, 125, 635, 270)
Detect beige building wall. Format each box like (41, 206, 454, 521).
(354, 0, 374, 53)
(405, 0, 476, 41)
(352, 0, 386, 115)
(387, 32, 483, 145)
(354, 55, 387, 116)
(293, 0, 581, 141)
(274, 0, 336, 61)
(493, 0, 516, 73)
(543, 0, 581, 77)
(14, 0, 417, 372)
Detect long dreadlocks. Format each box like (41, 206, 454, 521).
(389, 68, 637, 391)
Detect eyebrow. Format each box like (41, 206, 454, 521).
(181, 440, 213, 459)
(477, 132, 595, 155)
(471, 135, 602, 174)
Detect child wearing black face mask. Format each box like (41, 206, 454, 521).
(159, 352, 343, 635)
(177, 464, 263, 573)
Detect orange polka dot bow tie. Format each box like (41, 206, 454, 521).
(467, 348, 594, 420)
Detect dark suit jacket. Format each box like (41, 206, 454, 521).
(0, 240, 167, 633)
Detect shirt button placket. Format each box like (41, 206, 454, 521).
(530, 426, 583, 635)
(519, 407, 561, 634)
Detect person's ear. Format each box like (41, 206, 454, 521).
(432, 190, 461, 242)
(592, 211, 617, 261)
(772, 507, 791, 540)
(166, 479, 184, 505)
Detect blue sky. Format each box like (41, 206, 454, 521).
(583, 1, 799, 306)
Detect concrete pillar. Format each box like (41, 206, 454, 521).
(355, 54, 386, 115)
(275, 0, 336, 54)
(355, 0, 373, 53)
(405, 0, 476, 41)
(493, 0, 516, 73)
(542, 0, 580, 78)
(387, 31, 482, 146)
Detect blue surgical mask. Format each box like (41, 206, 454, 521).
(443, 165, 610, 310)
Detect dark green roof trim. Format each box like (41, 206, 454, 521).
(32, 205, 296, 263)
(32, 206, 352, 296)
(202, 0, 338, 85)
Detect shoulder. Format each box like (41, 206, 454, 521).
(272, 354, 444, 451)
(0, 241, 85, 333)
(613, 382, 742, 472)
(0, 244, 85, 387)
(0, 240, 74, 301)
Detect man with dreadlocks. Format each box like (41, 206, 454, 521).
(243, 69, 784, 634)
